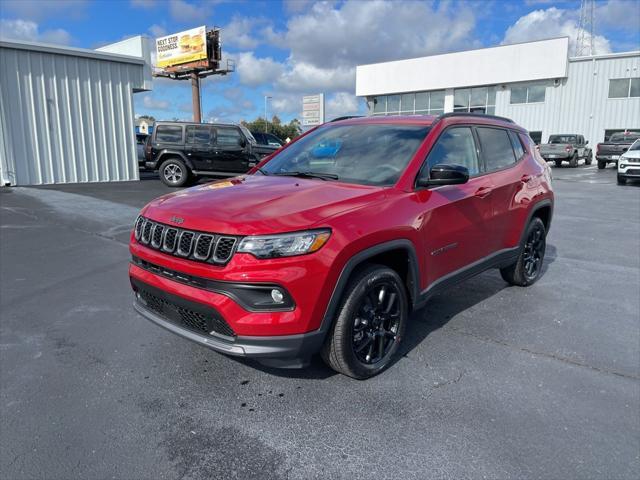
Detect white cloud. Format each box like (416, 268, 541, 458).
(235, 52, 284, 87)
(169, 0, 212, 24)
(142, 95, 171, 110)
(503, 7, 611, 56)
(148, 24, 167, 38)
(325, 92, 362, 119)
(0, 19, 72, 45)
(596, 0, 640, 33)
(223, 16, 265, 49)
(283, 0, 314, 14)
(276, 62, 355, 92)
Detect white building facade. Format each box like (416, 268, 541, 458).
(356, 38, 640, 145)
(0, 37, 152, 186)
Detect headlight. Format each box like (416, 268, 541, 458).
(237, 229, 331, 259)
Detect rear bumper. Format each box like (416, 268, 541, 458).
(131, 278, 325, 367)
(542, 154, 570, 160)
(596, 155, 620, 162)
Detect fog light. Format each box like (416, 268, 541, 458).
(271, 289, 284, 304)
(620, 164, 625, 168)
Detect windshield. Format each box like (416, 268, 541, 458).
(549, 135, 576, 144)
(629, 139, 640, 151)
(261, 123, 430, 186)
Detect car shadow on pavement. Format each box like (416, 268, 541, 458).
(227, 243, 557, 380)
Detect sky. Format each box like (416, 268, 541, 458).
(1, 0, 639, 124)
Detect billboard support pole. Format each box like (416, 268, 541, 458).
(191, 73, 201, 123)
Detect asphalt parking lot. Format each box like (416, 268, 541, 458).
(1, 165, 638, 479)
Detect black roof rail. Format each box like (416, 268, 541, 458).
(329, 115, 363, 122)
(433, 112, 515, 125)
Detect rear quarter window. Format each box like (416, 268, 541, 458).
(155, 125, 183, 143)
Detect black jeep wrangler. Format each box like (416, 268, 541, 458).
(144, 121, 271, 187)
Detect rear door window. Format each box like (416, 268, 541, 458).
(476, 127, 517, 171)
(186, 125, 214, 145)
(155, 125, 183, 143)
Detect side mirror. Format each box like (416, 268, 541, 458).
(417, 164, 469, 188)
(238, 137, 247, 148)
(585, 140, 589, 145)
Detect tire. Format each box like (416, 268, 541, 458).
(554, 160, 562, 168)
(597, 160, 606, 170)
(585, 151, 593, 165)
(617, 175, 626, 185)
(569, 153, 578, 168)
(321, 264, 408, 379)
(159, 158, 190, 187)
(500, 217, 546, 287)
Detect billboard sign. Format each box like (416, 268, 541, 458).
(156, 26, 207, 69)
(302, 94, 324, 126)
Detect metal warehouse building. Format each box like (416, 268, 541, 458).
(0, 38, 152, 186)
(356, 37, 640, 145)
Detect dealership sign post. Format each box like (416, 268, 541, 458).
(302, 94, 325, 127)
(153, 26, 233, 122)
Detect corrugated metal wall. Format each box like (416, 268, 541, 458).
(0, 43, 145, 185)
(497, 54, 640, 144)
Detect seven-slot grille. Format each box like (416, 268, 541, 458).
(134, 216, 238, 265)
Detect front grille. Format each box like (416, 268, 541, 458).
(135, 216, 239, 265)
(625, 168, 640, 175)
(135, 282, 235, 338)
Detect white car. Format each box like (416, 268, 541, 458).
(618, 139, 640, 184)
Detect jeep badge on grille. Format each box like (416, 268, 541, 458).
(170, 216, 184, 224)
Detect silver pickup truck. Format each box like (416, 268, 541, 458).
(539, 134, 592, 168)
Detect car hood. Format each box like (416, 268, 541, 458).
(142, 174, 387, 235)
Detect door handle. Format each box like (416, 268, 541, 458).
(520, 174, 532, 183)
(474, 186, 492, 198)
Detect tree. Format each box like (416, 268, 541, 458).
(241, 117, 302, 141)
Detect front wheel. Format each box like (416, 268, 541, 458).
(321, 265, 408, 379)
(617, 175, 626, 185)
(585, 151, 593, 165)
(500, 217, 546, 287)
(159, 158, 190, 187)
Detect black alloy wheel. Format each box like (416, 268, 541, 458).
(351, 281, 402, 365)
(522, 222, 545, 281)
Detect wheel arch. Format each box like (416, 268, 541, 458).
(319, 240, 421, 336)
(523, 200, 553, 242)
(157, 150, 194, 170)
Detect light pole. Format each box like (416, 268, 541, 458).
(264, 95, 272, 132)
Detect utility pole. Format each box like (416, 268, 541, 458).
(191, 73, 201, 123)
(264, 95, 272, 132)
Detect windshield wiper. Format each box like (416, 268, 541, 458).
(255, 166, 269, 175)
(272, 171, 339, 181)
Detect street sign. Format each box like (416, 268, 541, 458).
(302, 94, 324, 126)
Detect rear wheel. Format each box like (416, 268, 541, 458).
(159, 158, 190, 187)
(500, 217, 546, 287)
(585, 151, 593, 165)
(321, 265, 408, 379)
(569, 153, 578, 168)
(597, 160, 606, 170)
(554, 160, 562, 168)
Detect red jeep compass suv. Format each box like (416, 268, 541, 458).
(129, 113, 553, 379)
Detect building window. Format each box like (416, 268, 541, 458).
(510, 84, 546, 104)
(608, 78, 640, 98)
(454, 86, 496, 114)
(370, 90, 445, 115)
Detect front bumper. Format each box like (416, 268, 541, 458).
(618, 163, 640, 177)
(131, 276, 325, 367)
